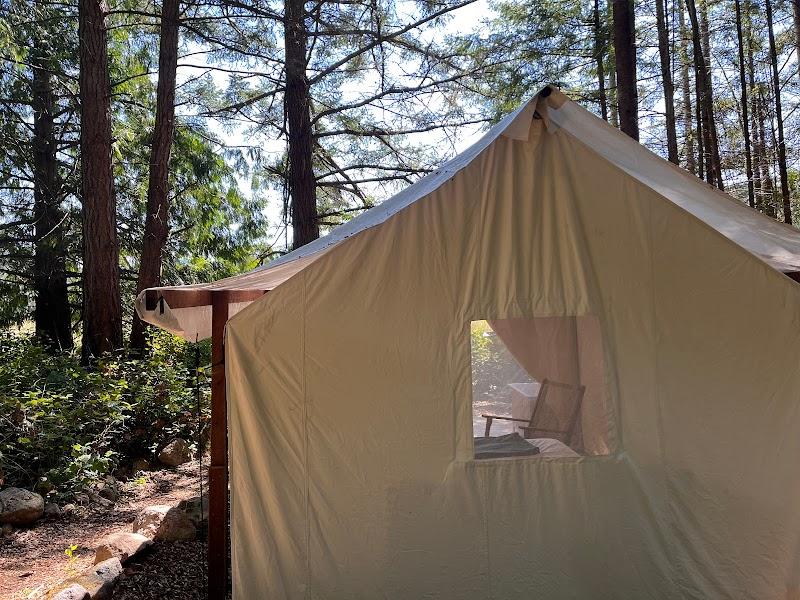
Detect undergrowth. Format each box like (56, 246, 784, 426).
(0, 330, 210, 500)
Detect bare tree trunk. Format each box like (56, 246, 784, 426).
(285, 0, 318, 249)
(693, 29, 705, 181)
(756, 90, 777, 217)
(609, 47, 619, 127)
(594, 0, 609, 121)
(686, 0, 723, 189)
(656, 0, 679, 162)
(734, 0, 755, 207)
(31, 46, 73, 350)
(79, 0, 122, 361)
(700, 0, 712, 182)
(793, 0, 800, 81)
(679, 0, 696, 174)
(765, 0, 792, 224)
(612, 0, 638, 139)
(130, 0, 181, 351)
(746, 1, 763, 209)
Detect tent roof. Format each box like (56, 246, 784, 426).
(136, 86, 800, 340)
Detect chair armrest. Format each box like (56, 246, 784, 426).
(481, 414, 530, 438)
(481, 415, 530, 423)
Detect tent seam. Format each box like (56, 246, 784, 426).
(645, 175, 683, 591)
(302, 271, 311, 598)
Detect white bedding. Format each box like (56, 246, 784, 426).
(526, 438, 581, 458)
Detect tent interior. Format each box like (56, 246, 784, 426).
(471, 316, 609, 459)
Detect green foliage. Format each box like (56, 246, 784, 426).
(0, 329, 209, 499)
(470, 320, 528, 401)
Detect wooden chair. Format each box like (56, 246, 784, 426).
(482, 378, 586, 445)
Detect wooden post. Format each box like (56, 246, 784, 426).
(142, 286, 266, 598)
(209, 290, 229, 600)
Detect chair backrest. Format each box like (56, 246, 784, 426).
(520, 378, 586, 446)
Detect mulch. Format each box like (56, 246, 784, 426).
(111, 537, 209, 600)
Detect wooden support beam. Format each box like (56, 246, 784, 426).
(144, 287, 266, 311)
(208, 290, 229, 600)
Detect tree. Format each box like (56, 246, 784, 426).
(685, 0, 723, 189)
(678, 0, 696, 173)
(793, 0, 800, 81)
(593, 0, 609, 121)
(188, 0, 485, 249)
(734, 0, 754, 208)
(79, 0, 122, 359)
(130, 0, 181, 350)
(31, 35, 73, 349)
(283, 0, 318, 249)
(765, 0, 792, 224)
(655, 0, 678, 162)
(612, 0, 638, 139)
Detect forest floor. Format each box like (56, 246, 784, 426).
(0, 460, 205, 600)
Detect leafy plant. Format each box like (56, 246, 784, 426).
(0, 329, 210, 499)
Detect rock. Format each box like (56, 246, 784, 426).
(176, 495, 208, 525)
(89, 493, 113, 509)
(132, 505, 196, 541)
(157, 438, 192, 466)
(72, 557, 122, 600)
(44, 502, 61, 518)
(48, 583, 90, 600)
(131, 505, 168, 538)
(0, 487, 44, 525)
(62, 503, 76, 517)
(94, 531, 152, 564)
(131, 458, 151, 473)
(95, 475, 118, 502)
(74, 493, 89, 506)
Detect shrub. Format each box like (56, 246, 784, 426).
(0, 329, 210, 499)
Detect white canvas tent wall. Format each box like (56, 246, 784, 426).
(137, 87, 800, 598)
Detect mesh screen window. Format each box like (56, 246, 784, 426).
(470, 316, 611, 459)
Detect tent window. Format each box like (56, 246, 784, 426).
(470, 316, 611, 458)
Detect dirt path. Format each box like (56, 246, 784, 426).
(0, 460, 205, 600)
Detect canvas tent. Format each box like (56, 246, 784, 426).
(137, 86, 800, 599)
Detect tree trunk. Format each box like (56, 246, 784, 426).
(756, 90, 776, 217)
(793, 0, 800, 81)
(686, 0, 723, 189)
(594, 0, 609, 121)
(734, 0, 755, 208)
(130, 0, 181, 351)
(746, 0, 763, 209)
(765, 0, 792, 224)
(285, 0, 318, 249)
(79, 0, 122, 361)
(612, 0, 638, 139)
(31, 47, 73, 350)
(679, 0, 696, 174)
(656, 0, 679, 163)
(609, 48, 619, 127)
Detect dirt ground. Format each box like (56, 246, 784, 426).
(0, 460, 205, 600)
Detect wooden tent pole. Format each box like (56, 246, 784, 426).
(144, 287, 268, 598)
(209, 290, 229, 600)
